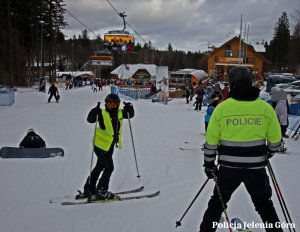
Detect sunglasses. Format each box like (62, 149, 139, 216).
(106, 100, 120, 109)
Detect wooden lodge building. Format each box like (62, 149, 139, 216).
(207, 36, 271, 81)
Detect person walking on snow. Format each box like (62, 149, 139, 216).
(185, 86, 191, 104)
(48, 83, 59, 103)
(92, 82, 98, 92)
(204, 105, 215, 132)
(207, 84, 223, 107)
(193, 85, 205, 111)
(82, 93, 134, 200)
(200, 66, 283, 232)
(274, 99, 289, 138)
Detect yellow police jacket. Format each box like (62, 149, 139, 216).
(204, 98, 282, 168)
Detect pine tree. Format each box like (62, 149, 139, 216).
(288, 10, 300, 73)
(267, 12, 291, 71)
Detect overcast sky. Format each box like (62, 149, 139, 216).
(62, 0, 299, 52)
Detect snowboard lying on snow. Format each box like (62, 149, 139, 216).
(0, 147, 64, 158)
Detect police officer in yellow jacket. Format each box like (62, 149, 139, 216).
(199, 67, 283, 232)
(83, 93, 134, 200)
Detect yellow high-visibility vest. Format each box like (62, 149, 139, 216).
(93, 109, 123, 151)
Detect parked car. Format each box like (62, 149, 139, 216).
(270, 83, 291, 92)
(284, 81, 300, 94)
(266, 74, 295, 92)
(290, 80, 300, 86)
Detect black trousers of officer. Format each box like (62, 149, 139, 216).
(84, 144, 114, 192)
(199, 166, 283, 232)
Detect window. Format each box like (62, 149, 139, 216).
(225, 49, 233, 57)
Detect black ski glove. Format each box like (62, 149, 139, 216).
(94, 102, 101, 115)
(88, 102, 101, 123)
(95, 102, 106, 130)
(92, 102, 105, 130)
(123, 102, 134, 113)
(204, 162, 218, 179)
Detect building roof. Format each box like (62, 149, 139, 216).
(171, 69, 207, 81)
(209, 36, 270, 64)
(251, 44, 265, 52)
(111, 64, 157, 79)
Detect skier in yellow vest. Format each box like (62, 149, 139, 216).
(199, 67, 283, 232)
(83, 93, 134, 200)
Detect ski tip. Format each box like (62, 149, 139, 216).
(149, 191, 160, 197)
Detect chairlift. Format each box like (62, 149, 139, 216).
(103, 11, 135, 52)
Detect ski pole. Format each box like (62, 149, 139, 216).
(89, 103, 100, 185)
(292, 124, 300, 139)
(268, 164, 292, 232)
(127, 112, 141, 180)
(175, 178, 209, 228)
(213, 173, 232, 232)
(267, 161, 296, 232)
(287, 119, 300, 137)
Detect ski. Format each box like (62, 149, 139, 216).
(179, 146, 204, 151)
(61, 191, 160, 206)
(179, 147, 197, 151)
(49, 186, 144, 203)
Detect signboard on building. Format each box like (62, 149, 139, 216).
(90, 60, 113, 66)
(219, 57, 243, 63)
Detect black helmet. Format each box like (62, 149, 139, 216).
(228, 66, 252, 87)
(105, 93, 120, 103)
(27, 128, 35, 134)
(105, 93, 120, 109)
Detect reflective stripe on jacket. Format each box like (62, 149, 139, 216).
(93, 109, 123, 151)
(204, 98, 282, 168)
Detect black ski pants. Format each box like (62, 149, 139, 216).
(194, 98, 203, 111)
(48, 93, 58, 103)
(84, 145, 114, 192)
(199, 166, 283, 232)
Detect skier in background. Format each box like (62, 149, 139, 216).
(48, 83, 60, 103)
(204, 105, 215, 132)
(193, 84, 205, 111)
(274, 99, 289, 138)
(82, 93, 134, 200)
(185, 86, 191, 104)
(19, 129, 46, 148)
(207, 84, 223, 107)
(221, 82, 230, 100)
(200, 67, 283, 232)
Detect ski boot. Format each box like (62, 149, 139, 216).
(75, 188, 96, 199)
(88, 188, 119, 202)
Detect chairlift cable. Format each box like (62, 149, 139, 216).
(65, 9, 99, 39)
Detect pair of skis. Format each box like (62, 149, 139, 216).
(49, 186, 160, 206)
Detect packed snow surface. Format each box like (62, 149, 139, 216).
(0, 86, 299, 232)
